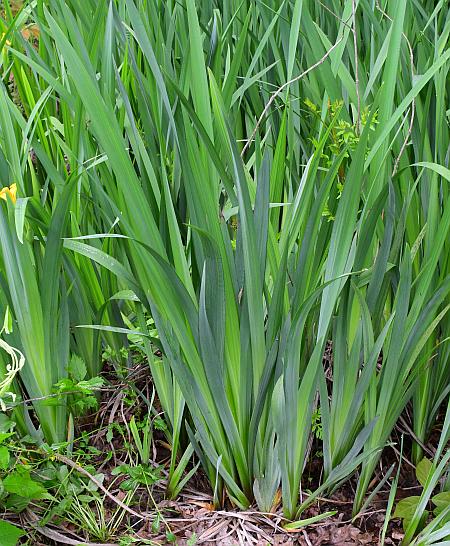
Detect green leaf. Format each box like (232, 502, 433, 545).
(284, 511, 337, 530)
(0, 520, 24, 546)
(3, 468, 47, 499)
(166, 531, 177, 543)
(5, 494, 31, 512)
(76, 324, 149, 337)
(2, 306, 12, 334)
(393, 496, 421, 520)
(151, 514, 160, 533)
(185, 0, 213, 138)
(14, 197, 29, 244)
(432, 491, 450, 516)
(68, 354, 87, 383)
(0, 433, 14, 444)
(286, 0, 303, 81)
(416, 457, 433, 488)
(0, 446, 10, 470)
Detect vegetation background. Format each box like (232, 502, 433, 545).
(0, 0, 449, 544)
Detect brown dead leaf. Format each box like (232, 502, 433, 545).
(115, 489, 127, 501)
(21, 25, 40, 41)
(190, 500, 215, 511)
(391, 530, 405, 541)
(270, 488, 282, 513)
(197, 520, 229, 541)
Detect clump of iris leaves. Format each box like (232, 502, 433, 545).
(0, 0, 450, 544)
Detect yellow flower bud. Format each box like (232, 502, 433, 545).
(0, 183, 17, 204)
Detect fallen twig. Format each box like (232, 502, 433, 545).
(241, 35, 345, 157)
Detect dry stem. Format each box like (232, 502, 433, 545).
(241, 36, 345, 157)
